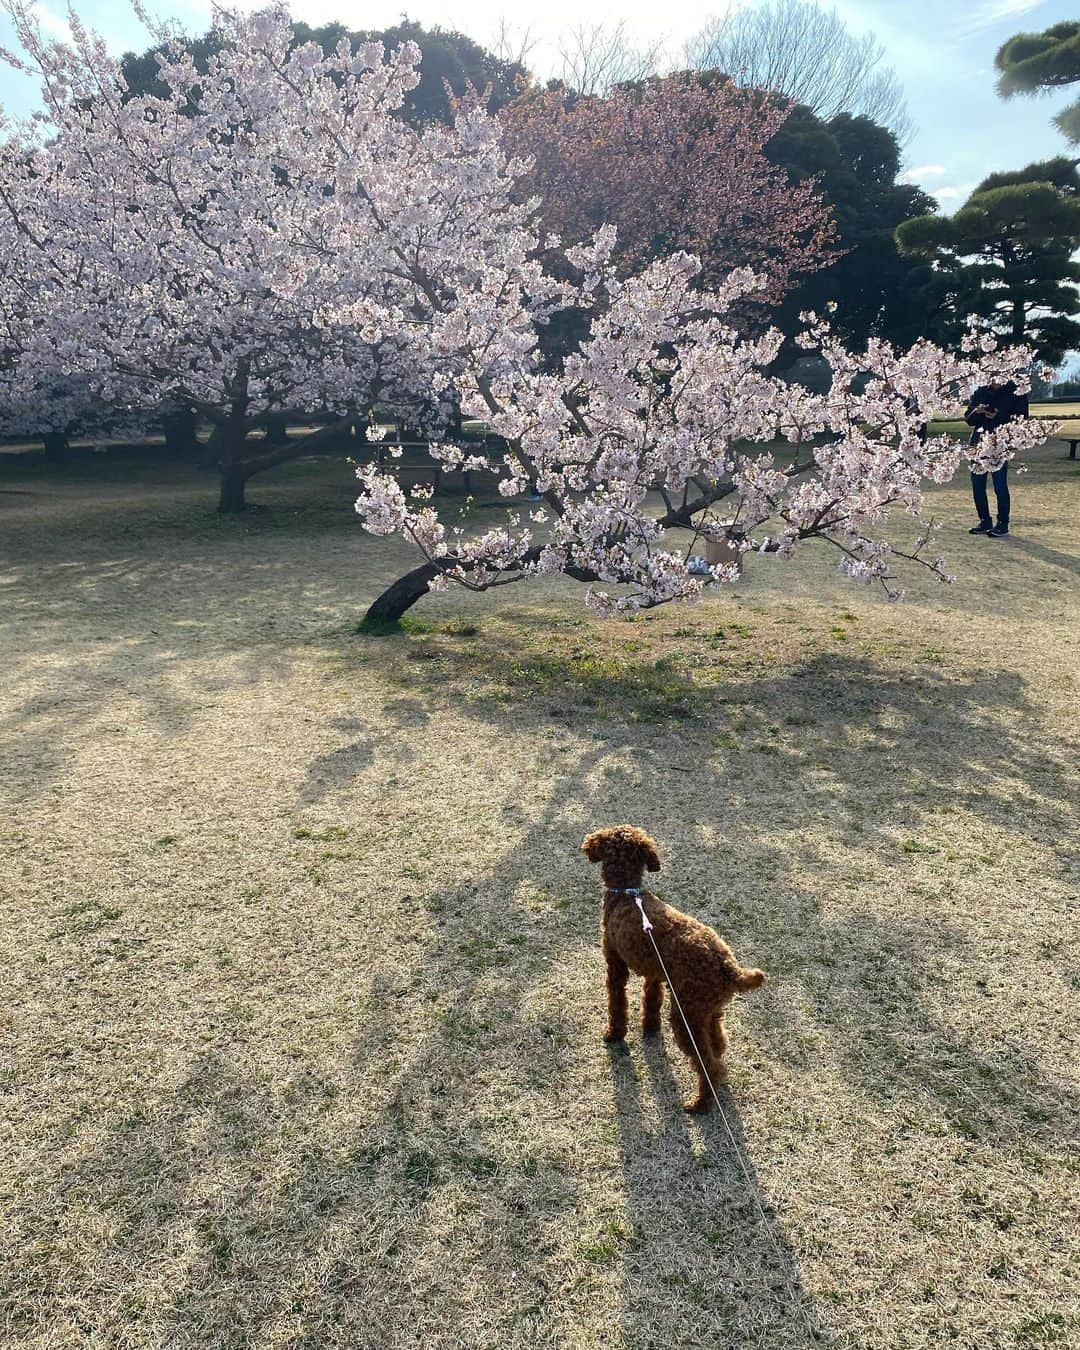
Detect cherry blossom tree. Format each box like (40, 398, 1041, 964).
(499, 74, 836, 306)
(357, 245, 1043, 625)
(0, 2, 557, 511)
(0, 373, 145, 459)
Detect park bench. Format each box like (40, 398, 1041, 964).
(1029, 413, 1079, 458)
(1029, 398, 1079, 459)
(372, 433, 510, 494)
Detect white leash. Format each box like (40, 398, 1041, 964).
(630, 890, 824, 1343)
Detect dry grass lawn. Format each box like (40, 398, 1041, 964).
(1, 441, 1078, 1349)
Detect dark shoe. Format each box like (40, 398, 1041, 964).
(988, 523, 1010, 537)
(969, 522, 993, 534)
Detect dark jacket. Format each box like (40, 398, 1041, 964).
(964, 382, 1029, 432)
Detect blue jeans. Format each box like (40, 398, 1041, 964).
(971, 464, 1009, 527)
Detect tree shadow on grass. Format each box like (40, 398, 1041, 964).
(3, 749, 639, 1346)
(359, 614, 1079, 849)
(0, 456, 384, 798)
(8, 651, 1075, 1346)
(331, 613, 1080, 1159)
(5, 732, 848, 1348)
(1006, 533, 1080, 579)
(5, 927, 583, 1346)
(750, 897, 1080, 1154)
(6, 587, 1077, 1345)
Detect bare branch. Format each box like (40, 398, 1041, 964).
(489, 18, 538, 71)
(557, 21, 664, 96)
(685, 0, 912, 142)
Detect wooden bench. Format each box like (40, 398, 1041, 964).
(372, 440, 509, 494)
(1028, 414, 1079, 458)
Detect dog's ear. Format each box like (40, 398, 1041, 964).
(581, 830, 607, 863)
(640, 835, 661, 872)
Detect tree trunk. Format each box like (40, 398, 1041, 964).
(360, 541, 590, 630)
(42, 431, 69, 462)
(264, 413, 289, 446)
(200, 424, 223, 470)
(361, 561, 443, 629)
(216, 370, 252, 512)
(163, 407, 198, 455)
(1011, 298, 1025, 343)
(218, 470, 248, 513)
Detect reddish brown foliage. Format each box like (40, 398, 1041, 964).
(501, 74, 837, 304)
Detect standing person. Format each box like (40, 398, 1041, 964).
(964, 380, 1029, 537)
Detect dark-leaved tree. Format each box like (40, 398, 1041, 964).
(765, 106, 936, 350)
(996, 20, 1080, 144)
(121, 19, 525, 127)
(896, 158, 1080, 366)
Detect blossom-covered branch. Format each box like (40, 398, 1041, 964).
(357, 254, 1043, 620)
(0, 3, 1043, 592)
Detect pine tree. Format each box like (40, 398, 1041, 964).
(766, 107, 936, 349)
(896, 159, 1080, 365)
(995, 21, 1080, 143)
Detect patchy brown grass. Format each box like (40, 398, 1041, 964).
(1, 441, 1078, 1349)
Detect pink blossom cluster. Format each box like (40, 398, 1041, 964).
(500, 75, 837, 304)
(0, 3, 560, 448)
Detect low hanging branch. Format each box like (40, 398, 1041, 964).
(357, 252, 1046, 622)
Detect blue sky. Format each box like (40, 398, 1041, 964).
(0, 0, 1073, 209)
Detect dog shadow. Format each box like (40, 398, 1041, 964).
(608, 1032, 829, 1349)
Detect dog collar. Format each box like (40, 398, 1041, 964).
(607, 886, 643, 896)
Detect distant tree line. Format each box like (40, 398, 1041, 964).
(116, 10, 935, 361)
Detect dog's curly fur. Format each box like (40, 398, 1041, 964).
(582, 825, 765, 1113)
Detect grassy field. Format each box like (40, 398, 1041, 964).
(1, 440, 1078, 1349)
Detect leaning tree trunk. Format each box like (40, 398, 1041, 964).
(163, 407, 198, 455)
(42, 431, 69, 462)
(217, 469, 249, 513)
(359, 483, 738, 630)
(361, 560, 443, 628)
(360, 543, 557, 629)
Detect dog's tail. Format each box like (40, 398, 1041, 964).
(734, 966, 765, 991)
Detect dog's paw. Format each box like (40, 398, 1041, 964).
(641, 1024, 662, 1038)
(684, 1097, 711, 1115)
(602, 1028, 626, 1043)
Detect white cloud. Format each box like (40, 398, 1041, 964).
(951, 1, 1046, 39)
(900, 163, 947, 182)
(935, 181, 977, 202)
(33, 2, 72, 41)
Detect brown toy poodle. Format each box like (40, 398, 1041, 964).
(582, 825, 765, 1113)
